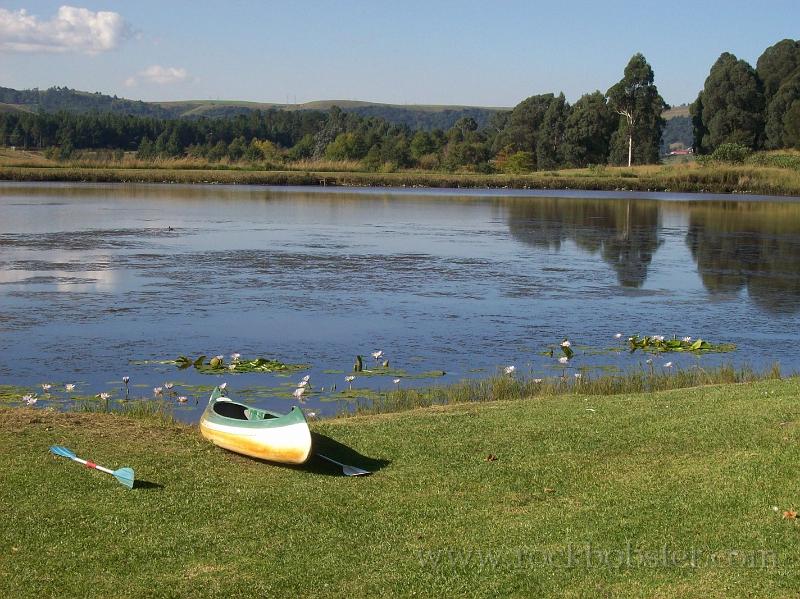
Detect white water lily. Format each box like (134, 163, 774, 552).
(504, 365, 516, 375)
(228, 364, 236, 370)
(558, 356, 569, 365)
(664, 361, 673, 369)
(22, 394, 37, 406)
(97, 392, 111, 401)
(345, 375, 355, 382)
(298, 380, 308, 388)
(177, 396, 188, 403)
(41, 384, 51, 392)
(219, 382, 228, 391)
(164, 382, 174, 390)
(371, 350, 383, 361)
(560, 340, 571, 348)
(614, 333, 623, 339)
(122, 376, 130, 384)
(153, 387, 163, 395)
(645, 359, 653, 365)
(292, 387, 306, 399)
(533, 378, 543, 384)
(653, 335, 665, 342)
(682, 336, 692, 343)
(231, 353, 241, 361)
(301, 375, 310, 383)
(574, 373, 582, 379)
(65, 383, 76, 392)
(393, 378, 401, 385)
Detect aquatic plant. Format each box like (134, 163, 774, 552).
(627, 335, 735, 354)
(170, 354, 308, 374)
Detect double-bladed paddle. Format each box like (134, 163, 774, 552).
(50, 445, 135, 489)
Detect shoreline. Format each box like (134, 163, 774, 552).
(3, 162, 800, 197)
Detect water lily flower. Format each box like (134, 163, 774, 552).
(41, 384, 51, 392)
(292, 387, 306, 399)
(614, 333, 623, 339)
(215, 355, 224, 361)
(533, 378, 543, 384)
(65, 384, 76, 392)
(345, 375, 355, 382)
(301, 375, 311, 383)
(219, 382, 228, 390)
(653, 335, 665, 342)
(177, 396, 188, 403)
(164, 382, 174, 390)
(230, 353, 241, 361)
(122, 376, 130, 384)
(228, 364, 236, 370)
(682, 336, 692, 343)
(307, 411, 317, 418)
(22, 394, 37, 405)
(558, 356, 569, 365)
(97, 392, 111, 401)
(574, 373, 582, 379)
(645, 358, 653, 364)
(298, 380, 308, 388)
(393, 378, 401, 385)
(153, 387, 163, 395)
(560, 340, 571, 348)
(664, 362, 673, 369)
(371, 350, 383, 361)
(504, 365, 516, 375)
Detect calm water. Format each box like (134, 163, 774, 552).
(1, 182, 799, 419)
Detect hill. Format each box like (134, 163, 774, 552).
(0, 86, 504, 130)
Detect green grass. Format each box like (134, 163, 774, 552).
(2, 161, 800, 196)
(2, 377, 800, 597)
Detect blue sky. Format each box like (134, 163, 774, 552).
(0, 1, 797, 107)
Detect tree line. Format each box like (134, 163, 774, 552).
(7, 38, 800, 172)
(692, 39, 800, 153)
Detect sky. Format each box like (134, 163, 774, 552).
(0, 1, 797, 108)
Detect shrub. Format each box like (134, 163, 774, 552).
(711, 143, 752, 163)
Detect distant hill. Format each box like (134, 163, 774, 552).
(0, 86, 505, 130)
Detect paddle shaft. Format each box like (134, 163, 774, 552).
(66, 454, 115, 475)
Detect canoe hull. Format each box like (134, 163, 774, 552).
(200, 396, 312, 465)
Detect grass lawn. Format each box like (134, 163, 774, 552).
(2, 377, 799, 597)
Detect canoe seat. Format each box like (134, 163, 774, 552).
(244, 409, 263, 420)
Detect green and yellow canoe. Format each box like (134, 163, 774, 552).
(199, 387, 312, 464)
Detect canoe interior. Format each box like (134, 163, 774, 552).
(212, 400, 277, 421)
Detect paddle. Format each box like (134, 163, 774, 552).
(316, 453, 371, 477)
(49, 445, 135, 489)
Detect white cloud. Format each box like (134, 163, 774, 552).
(125, 65, 189, 87)
(0, 5, 129, 54)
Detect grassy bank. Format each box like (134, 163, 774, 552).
(2, 377, 800, 597)
(3, 149, 800, 196)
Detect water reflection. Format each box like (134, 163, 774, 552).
(506, 198, 662, 288)
(686, 203, 800, 314)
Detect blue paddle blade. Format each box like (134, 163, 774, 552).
(50, 445, 77, 459)
(112, 467, 135, 489)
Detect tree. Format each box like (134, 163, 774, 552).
(784, 100, 800, 148)
(689, 92, 709, 153)
(409, 131, 436, 161)
(536, 93, 570, 169)
(756, 39, 800, 102)
(606, 53, 666, 166)
(764, 71, 800, 148)
(495, 94, 556, 164)
(562, 91, 616, 166)
(694, 53, 764, 151)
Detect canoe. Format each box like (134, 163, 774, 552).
(199, 387, 312, 464)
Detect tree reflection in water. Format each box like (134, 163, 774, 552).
(686, 202, 800, 314)
(506, 198, 662, 288)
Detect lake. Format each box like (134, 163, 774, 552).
(1, 182, 799, 419)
